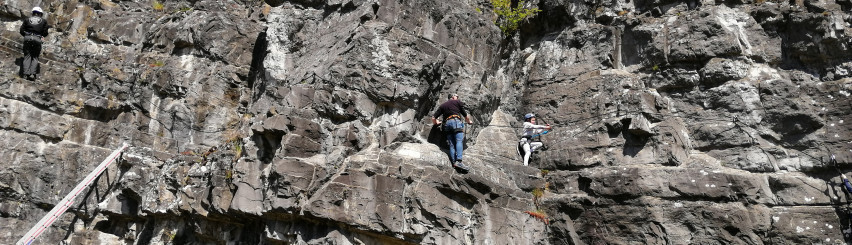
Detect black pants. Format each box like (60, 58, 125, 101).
(22, 35, 42, 76)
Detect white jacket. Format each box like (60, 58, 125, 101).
(520, 122, 549, 142)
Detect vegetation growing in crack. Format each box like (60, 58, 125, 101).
(490, 0, 541, 36)
(224, 128, 245, 161)
(176, 7, 193, 13)
(531, 187, 544, 206)
(152, 1, 165, 12)
(525, 210, 549, 224)
(527, 187, 549, 224)
(150, 60, 165, 68)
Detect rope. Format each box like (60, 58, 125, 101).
(3, 30, 846, 164)
(1, 34, 350, 149)
(0, 35, 69, 65)
(0, 59, 248, 152)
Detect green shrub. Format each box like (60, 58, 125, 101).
(490, 0, 541, 36)
(531, 188, 544, 199)
(153, 1, 164, 11)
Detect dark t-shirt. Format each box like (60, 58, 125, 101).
(433, 99, 467, 121)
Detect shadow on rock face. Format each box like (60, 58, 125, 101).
(15, 57, 22, 76)
(427, 124, 448, 149)
(623, 133, 650, 157)
(253, 130, 285, 164)
(832, 207, 852, 244)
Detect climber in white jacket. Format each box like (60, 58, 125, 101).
(519, 113, 551, 166)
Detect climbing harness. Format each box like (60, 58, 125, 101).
(517, 130, 551, 155)
(516, 112, 553, 160)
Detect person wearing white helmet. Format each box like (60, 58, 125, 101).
(518, 113, 551, 166)
(19, 7, 48, 81)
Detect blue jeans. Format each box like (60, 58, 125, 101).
(444, 119, 464, 162)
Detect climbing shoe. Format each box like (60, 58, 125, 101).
(453, 160, 470, 171)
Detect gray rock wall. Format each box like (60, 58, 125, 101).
(0, 0, 850, 244)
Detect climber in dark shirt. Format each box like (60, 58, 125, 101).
(19, 7, 48, 81)
(432, 93, 473, 171)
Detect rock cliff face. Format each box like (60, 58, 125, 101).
(0, 0, 851, 244)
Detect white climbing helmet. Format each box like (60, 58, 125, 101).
(32, 7, 43, 14)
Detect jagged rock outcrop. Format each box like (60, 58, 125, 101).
(0, 0, 851, 244)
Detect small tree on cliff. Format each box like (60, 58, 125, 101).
(490, 0, 541, 36)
